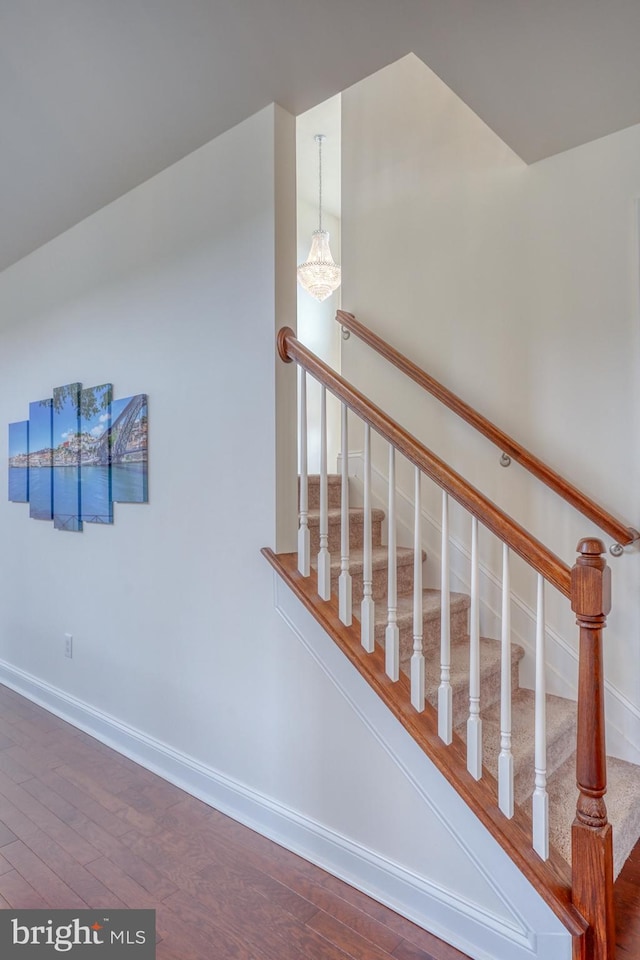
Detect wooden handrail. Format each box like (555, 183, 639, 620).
(279, 326, 572, 598)
(337, 309, 639, 548)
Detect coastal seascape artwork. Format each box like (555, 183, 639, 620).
(8, 383, 148, 532)
(7, 421, 28, 502)
(110, 395, 149, 503)
(80, 383, 114, 524)
(53, 382, 82, 531)
(28, 398, 53, 521)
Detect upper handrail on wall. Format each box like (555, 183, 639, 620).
(278, 326, 572, 598)
(336, 309, 639, 549)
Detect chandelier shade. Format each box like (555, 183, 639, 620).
(297, 134, 341, 302)
(297, 230, 341, 302)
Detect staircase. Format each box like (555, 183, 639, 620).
(270, 317, 640, 960)
(304, 473, 640, 879)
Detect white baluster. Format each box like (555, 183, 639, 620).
(467, 516, 482, 779)
(498, 544, 514, 818)
(533, 574, 549, 860)
(317, 385, 331, 600)
(438, 491, 452, 744)
(297, 367, 310, 577)
(361, 423, 375, 652)
(410, 467, 425, 711)
(385, 445, 399, 681)
(338, 403, 352, 625)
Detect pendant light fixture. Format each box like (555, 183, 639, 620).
(297, 134, 341, 302)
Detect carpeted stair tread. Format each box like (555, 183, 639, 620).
(546, 753, 640, 878)
(305, 474, 342, 510)
(478, 690, 577, 804)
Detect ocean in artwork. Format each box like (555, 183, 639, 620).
(7, 419, 28, 502)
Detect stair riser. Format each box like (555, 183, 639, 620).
(308, 515, 384, 555)
(304, 476, 342, 511)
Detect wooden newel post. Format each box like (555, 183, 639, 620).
(571, 537, 615, 960)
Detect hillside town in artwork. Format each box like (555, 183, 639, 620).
(9, 399, 148, 469)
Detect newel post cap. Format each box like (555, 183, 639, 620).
(571, 538, 611, 618)
(576, 537, 606, 558)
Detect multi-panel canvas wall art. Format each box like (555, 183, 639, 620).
(80, 383, 114, 524)
(29, 398, 54, 521)
(110, 395, 149, 503)
(53, 382, 82, 531)
(8, 421, 28, 503)
(8, 383, 148, 531)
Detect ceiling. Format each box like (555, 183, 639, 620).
(3, 0, 640, 273)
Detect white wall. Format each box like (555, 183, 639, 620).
(0, 105, 298, 772)
(341, 54, 640, 723)
(0, 101, 568, 959)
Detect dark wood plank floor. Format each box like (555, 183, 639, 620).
(0, 683, 470, 960)
(615, 835, 640, 959)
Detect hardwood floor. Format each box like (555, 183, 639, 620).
(615, 835, 640, 959)
(0, 683, 470, 960)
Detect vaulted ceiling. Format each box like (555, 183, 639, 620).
(3, 1, 640, 273)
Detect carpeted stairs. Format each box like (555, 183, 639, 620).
(305, 473, 640, 878)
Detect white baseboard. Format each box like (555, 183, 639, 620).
(339, 450, 640, 765)
(0, 648, 570, 960)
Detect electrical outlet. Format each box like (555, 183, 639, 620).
(64, 633, 73, 658)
